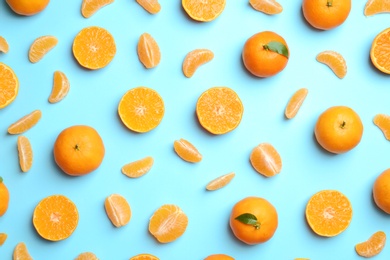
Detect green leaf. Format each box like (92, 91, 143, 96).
(0, 177, 2, 183)
(264, 41, 289, 58)
(235, 213, 259, 227)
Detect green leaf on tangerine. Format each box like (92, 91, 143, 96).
(0, 177, 3, 183)
(264, 41, 289, 58)
(235, 213, 259, 227)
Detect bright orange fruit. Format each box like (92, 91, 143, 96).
(305, 190, 352, 237)
(285, 88, 308, 119)
(17, 135, 33, 173)
(173, 138, 202, 163)
(130, 253, 160, 260)
(373, 114, 390, 140)
(364, 0, 390, 16)
(373, 168, 390, 214)
(371, 27, 390, 74)
(13, 242, 33, 260)
(118, 87, 165, 133)
(249, 0, 283, 15)
(0, 233, 7, 246)
(49, 71, 70, 103)
(0, 62, 19, 109)
(149, 204, 188, 243)
(182, 0, 226, 22)
(33, 194, 79, 241)
(122, 156, 154, 178)
(137, 33, 161, 69)
(136, 0, 161, 14)
(28, 35, 58, 63)
(0, 177, 9, 217)
(81, 0, 114, 18)
(355, 231, 386, 258)
(196, 87, 243, 135)
(104, 194, 131, 228)
(206, 172, 235, 191)
(73, 26, 116, 70)
(182, 49, 214, 78)
(250, 143, 282, 177)
(204, 254, 235, 260)
(0, 36, 9, 53)
(6, 0, 50, 16)
(316, 50, 347, 79)
(8, 109, 42, 135)
(75, 252, 99, 260)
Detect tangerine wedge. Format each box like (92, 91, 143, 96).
(285, 88, 308, 119)
(137, 33, 161, 69)
(0, 36, 9, 53)
(28, 35, 58, 63)
(173, 138, 202, 163)
(0, 62, 19, 109)
(316, 50, 347, 79)
(249, 0, 283, 15)
(13, 242, 33, 260)
(81, 0, 114, 18)
(104, 194, 131, 227)
(149, 204, 188, 243)
(0, 233, 7, 246)
(364, 0, 390, 16)
(355, 231, 386, 258)
(136, 0, 161, 14)
(205, 254, 235, 260)
(373, 114, 390, 140)
(371, 27, 390, 74)
(122, 156, 154, 178)
(206, 172, 235, 191)
(250, 143, 282, 177)
(130, 253, 160, 260)
(17, 136, 33, 173)
(8, 109, 42, 135)
(75, 252, 99, 260)
(182, 0, 226, 22)
(182, 49, 214, 78)
(49, 71, 70, 103)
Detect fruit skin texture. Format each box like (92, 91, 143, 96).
(314, 106, 363, 154)
(242, 31, 289, 78)
(373, 169, 390, 214)
(6, 0, 50, 16)
(0, 177, 9, 216)
(302, 0, 351, 30)
(204, 254, 234, 260)
(229, 196, 278, 245)
(53, 125, 105, 176)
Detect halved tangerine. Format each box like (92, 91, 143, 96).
(371, 27, 390, 74)
(130, 253, 160, 260)
(0, 62, 19, 109)
(316, 50, 347, 79)
(182, 0, 226, 22)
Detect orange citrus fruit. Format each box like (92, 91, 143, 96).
(137, 33, 161, 69)
(104, 194, 131, 228)
(33, 194, 79, 241)
(53, 125, 105, 176)
(130, 253, 160, 260)
(373, 114, 390, 141)
(8, 109, 42, 135)
(17, 136, 33, 173)
(355, 231, 386, 258)
(182, 49, 214, 78)
(204, 254, 234, 260)
(0, 233, 7, 246)
(316, 50, 347, 79)
(302, 0, 351, 30)
(118, 87, 165, 133)
(285, 88, 308, 119)
(49, 71, 70, 103)
(0, 62, 19, 109)
(249, 0, 283, 15)
(6, 0, 50, 16)
(149, 204, 188, 243)
(196, 87, 243, 135)
(13, 242, 33, 259)
(230, 196, 278, 245)
(0, 177, 9, 217)
(314, 106, 363, 154)
(28, 35, 58, 63)
(242, 31, 289, 78)
(81, 0, 114, 18)
(370, 27, 390, 74)
(122, 156, 154, 178)
(182, 0, 226, 22)
(73, 26, 116, 70)
(75, 252, 99, 260)
(250, 143, 282, 177)
(206, 172, 235, 191)
(0, 36, 9, 54)
(136, 0, 161, 14)
(364, 0, 390, 16)
(305, 190, 352, 237)
(173, 138, 202, 163)
(373, 168, 390, 214)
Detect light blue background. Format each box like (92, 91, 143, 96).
(1, 0, 390, 259)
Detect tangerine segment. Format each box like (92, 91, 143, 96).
(204, 254, 235, 260)
(13, 242, 33, 260)
(355, 231, 386, 258)
(0, 233, 6, 246)
(130, 253, 160, 260)
(371, 28, 390, 74)
(149, 204, 188, 243)
(0, 177, 9, 217)
(33, 195, 79, 241)
(17, 136, 33, 173)
(364, 0, 390, 16)
(8, 109, 42, 135)
(285, 88, 308, 119)
(0, 36, 9, 53)
(250, 143, 282, 177)
(373, 114, 390, 140)
(75, 252, 99, 260)
(49, 71, 70, 103)
(196, 87, 243, 135)
(73, 26, 116, 70)
(118, 87, 165, 133)
(182, 49, 214, 78)
(0, 62, 19, 109)
(206, 172, 235, 191)
(305, 190, 352, 237)
(182, 0, 226, 22)
(136, 0, 161, 14)
(249, 0, 283, 15)
(81, 0, 114, 18)
(104, 194, 131, 227)
(122, 156, 154, 178)
(28, 35, 58, 63)
(316, 51, 347, 79)
(137, 33, 161, 69)
(173, 138, 202, 163)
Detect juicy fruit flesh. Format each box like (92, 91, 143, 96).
(0, 63, 19, 109)
(182, 0, 226, 22)
(371, 29, 390, 74)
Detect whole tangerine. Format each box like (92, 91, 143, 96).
(242, 31, 289, 78)
(302, 0, 351, 30)
(6, 0, 50, 16)
(314, 106, 363, 154)
(373, 169, 390, 214)
(53, 125, 105, 176)
(0, 177, 9, 217)
(229, 196, 278, 245)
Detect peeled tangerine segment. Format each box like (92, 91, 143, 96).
(285, 88, 308, 119)
(206, 172, 235, 191)
(364, 0, 390, 16)
(49, 71, 70, 103)
(28, 35, 58, 63)
(373, 114, 390, 140)
(121, 156, 154, 178)
(250, 143, 282, 177)
(104, 194, 131, 227)
(13, 242, 33, 260)
(75, 252, 99, 260)
(0, 233, 7, 246)
(355, 231, 386, 258)
(17, 136, 33, 173)
(137, 33, 161, 69)
(136, 0, 161, 14)
(316, 50, 347, 79)
(0, 36, 9, 53)
(182, 49, 214, 78)
(249, 0, 283, 15)
(81, 0, 114, 18)
(8, 109, 42, 135)
(173, 138, 202, 163)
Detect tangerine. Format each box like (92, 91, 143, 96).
(373, 169, 390, 214)
(355, 231, 386, 258)
(0, 62, 19, 109)
(370, 27, 390, 74)
(6, 0, 50, 16)
(204, 254, 234, 260)
(0, 177, 9, 217)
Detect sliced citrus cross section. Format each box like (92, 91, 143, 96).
(28, 35, 58, 63)
(0, 36, 9, 53)
(81, 0, 114, 18)
(118, 87, 165, 133)
(182, 0, 226, 22)
(73, 26, 116, 70)
(285, 88, 308, 119)
(136, 0, 161, 14)
(137, 33, 161, 69)
(122, 156, 154, 178)
(206, 172, 235, 191)
(173, 138, 202, 163)
(355, 231, 386, 258)
(182, 49, 214, 78)
(104, 194, 131, 227)
(373, 114, 390, 140)
(17, 136, 33, 173)
(13, 242, 33, 260)
(316, 50, 347, 79)
(149, 204, 188, 243)
(0, 62, 19, 109)
(250, 143, 282, 177)
(130, 253, 160, 260)
(0, 233, 7, 246)
(75, 252, 99, 260)
(371, 27, 390, 74)
(364, 0, 390, 16)
(249, 0, 283, 15)
(49, 71, 70, 103)
(8, 109, 42, 135)
(305, 190, 352, 237)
